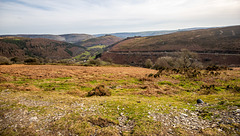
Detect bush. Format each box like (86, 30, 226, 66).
(10, 57, 20, 63)
(24, 57, 40, 65)
(0, 56, 11, 65)
(153, 56, 175, 69)
(88, 58, 103, 66)
(153, 49, 203, 69)
(87, 85, 111, 96)
(144, 59, 153, 68)
(175, 49, 202, 68)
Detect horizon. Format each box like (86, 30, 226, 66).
(0, 0, 240, 35)
(0, 25, 239, 36)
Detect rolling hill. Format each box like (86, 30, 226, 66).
(0, 37, 85, 61)
(94, 30, 177, 38)
(101, 25, 240, 66)
(94, 27, 210, 38)
(0, 34, 95, 44)
(75, 35, 122, 47)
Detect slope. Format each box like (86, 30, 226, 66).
(72, 35, 123, 61)
(101, 25, 240, 66)
(75, 35, 122, 47)
(0, 37, 85, 61)
(0, 34, 95, 44)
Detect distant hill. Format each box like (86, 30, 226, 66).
(101, 25, 240, 66)
(76, 35, 122, 47)
(94, 27, 211, 38)
(60, 34, 95, 43)
(0, 37, 85, 60)
(0, 34, 95, 44)
(94, 30, 177, 38)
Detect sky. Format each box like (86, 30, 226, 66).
(0, 0, 239, 34)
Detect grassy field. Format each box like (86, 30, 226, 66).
(0, 65, 239, 135)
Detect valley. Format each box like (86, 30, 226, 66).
(0, 25, 240, 136)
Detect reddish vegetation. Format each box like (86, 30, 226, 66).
(109, 26, 240, 52)
(102, 26, 240, 66)
(0, 37, 85, 60)
(0, 64, 156, 80)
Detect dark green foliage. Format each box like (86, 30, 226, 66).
(10, 57, 20, 63)
(64, 48, 73, 56)
(88, 58, 103, 66)
(1, 38, 27, 49)
(148, 73, 154, 77)
(24, 57, 40, 65)
(226, 85, 240, 92)
(206, 65, 221, 71)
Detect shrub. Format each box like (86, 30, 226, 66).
(176, 49, 202, 68)
(88, 58, 103, 66)
(87, 85, 111, 96)
(0, 56, 11, 65)
(153, 49, 203, 70)
(153, 56, 175, 69)
(10, 57, 20, 63)
(24, 57, 40, 65)
(144, 59, 153, 68)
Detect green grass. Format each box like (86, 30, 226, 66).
(0, 67, 239, 135)
(87, 45, 107, 50)
(74, 51, 91, 60)
(158, 81, 174, 86)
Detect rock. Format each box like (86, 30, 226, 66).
(181, 113, 188, 117)
(29, 116, 38, 122)
(197, 99, 204, 104)
(211, 123, 217, 128)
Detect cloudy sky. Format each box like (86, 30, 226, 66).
(0, 0, 239, 34)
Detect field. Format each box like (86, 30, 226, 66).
(0, 65, 239, 135)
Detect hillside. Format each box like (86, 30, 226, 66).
(95, 30, 177, 38)
(0, 37, 85, 61)
(94, 27, 210, 38)
(60, 34, 95, 43)
(76, 35, 122, 47)
(101, 25, 240, 66)
(70, 35, 122, 62)
(0, 34, 95, 44)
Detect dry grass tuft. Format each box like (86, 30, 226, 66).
(87, 85, 111, 96)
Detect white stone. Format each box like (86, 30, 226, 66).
(29, 116, 38, 122)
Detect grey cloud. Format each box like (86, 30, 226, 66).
(0, 0, 239, 34)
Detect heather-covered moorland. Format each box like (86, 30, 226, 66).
(0, 65, 239, 135)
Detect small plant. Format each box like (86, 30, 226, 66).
(87, 85, 111, 96)
(148, 73, 154, 77)
(206, 65, 217, 71)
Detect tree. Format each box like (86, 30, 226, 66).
(176, 49, 202, 68)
